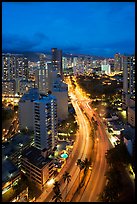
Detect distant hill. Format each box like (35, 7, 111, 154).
(2, 50, 106, 61)
(2, 51, 52, 62)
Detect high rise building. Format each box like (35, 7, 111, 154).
(2, 53, 29, 96)
(122, 55, 135, 109)
(19, 90, 56, 189)
(16, 57, 28, 80)
(18, 88, 39, 131)
(52, 76, 68, 120)
(101, 59, 111, 75)
(108, 58, 115, 72)
(18, 79, 35, 95)
(33, 93, 57, 152)
(2, 53, 29, 80)
(114, 53, 122, 72)
(35, 68, 48, 94)
(62, 57, 68, 71)
(51, 48, 63, 79)
(2, 53, 16, 80)
(34, 54, 50, 94)
(40, 54, 46, 69)
(2, 80, 16, 96)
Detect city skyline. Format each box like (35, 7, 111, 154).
(2, 2, 135, 57)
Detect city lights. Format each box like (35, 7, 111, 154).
(2, 2, 135, 203)
(47, 178, 55, 186)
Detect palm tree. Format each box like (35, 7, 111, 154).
(52, 180, 62, 202)
(52, 191, 62, 202)
(53, 180, 60, 194)
(83, 158, 91, 175)
(63, 171, 71, 202)
(77, 159, 84, 187)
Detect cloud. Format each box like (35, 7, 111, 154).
(34, 32, 49, 40)
(2, 32, 50, 52)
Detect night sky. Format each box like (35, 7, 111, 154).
(2, 2, 135, 57)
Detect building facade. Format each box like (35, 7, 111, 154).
(18, 88, 39, 131)
(2, 53, 16, 80)
(114, 53, 122, 72)
(101, 59, 111, 75)
(21, 146, 54, 190)
(51, 48, 63, 79)
(128, 106, 135, 127)
(2, 53, 29, 97)
(33, 93, 57, 152)
(2, 80, 16, 96)
(52, 77, 68, 120)
(122, 55, 135, 109)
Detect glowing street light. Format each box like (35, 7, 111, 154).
(47, 178, 55, 186)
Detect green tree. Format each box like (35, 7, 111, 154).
(100, 183, 120, 202)
(63, 171, 71, 202)
(105, 143, 131, 168)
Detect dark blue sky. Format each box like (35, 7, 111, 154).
(2, 2, 135, 57)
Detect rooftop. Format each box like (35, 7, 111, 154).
(2, 133, 32, 159)
(20, 88, 39, 102)
(121, 126, 135, 141)
(2, 159, 20, 184)
(34, 94, 56, 103)
(21, 146, 52, 169)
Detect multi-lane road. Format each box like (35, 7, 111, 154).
(36, 77, 111, 202)
(69, 78, 112, 202)
(36, 92, 92, 202)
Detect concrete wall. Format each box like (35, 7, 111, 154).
(128, 107, 135, 127)
(18, 100, 34, 130)
(53, 91, 68, 120)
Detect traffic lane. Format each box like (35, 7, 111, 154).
(37, 99, 89, 202)
(80, 136, 107, 202)
(89, 133, 108, 201)
(78, 109, 109, 201)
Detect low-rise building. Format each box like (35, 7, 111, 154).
(21, 146, 54, 190)
(2, 159, 21, 195)
(121, 126, 135, 156)
(2, 133, 33, 167)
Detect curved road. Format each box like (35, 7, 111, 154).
(36, 92, 91, 202)
(36, 76, 112, 202)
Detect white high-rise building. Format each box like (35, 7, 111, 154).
(34, 54, 50, 94)
(62, 57, 68, 70)
(35, 68, 48, 94)
(101, 59, 111, 75)
(33, 93, 57, 151)
(18, 88, 39, 131)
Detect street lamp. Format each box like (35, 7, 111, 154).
(96, 138, 99, 142)
(10, 173, 13, 187)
